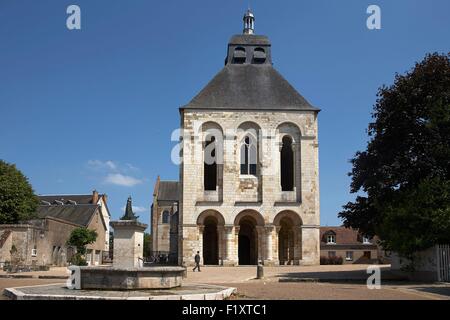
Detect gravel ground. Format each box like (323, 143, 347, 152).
(1, 265, 449, 300)
(218, 280, 450, 300)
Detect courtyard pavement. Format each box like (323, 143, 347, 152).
(1, 264, 449, 300)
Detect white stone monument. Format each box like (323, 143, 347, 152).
(110, 220, 147, 268)
(110, 196, 147, 268)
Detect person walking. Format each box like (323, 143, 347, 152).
(193, 251, 201, 272)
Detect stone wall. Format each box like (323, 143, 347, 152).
(179, 110, 320, 266)
(0, 213, 108, 267)
(391, 247, 441, 281)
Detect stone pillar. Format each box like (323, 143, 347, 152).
(234, 226, 240, 265)
(198, 225, 204, 264)
(223, 225, 236, 266)
(301, 225, 320, 266)
(256, 226, 264, 264)
(274, 226, 281, 265)
(293, 226, 302, 265)
(264, 226, 274, 265)
(110, 220, 148, 268)
(217, 225, 224, 265)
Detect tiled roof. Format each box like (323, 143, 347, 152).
(36, 204, 99, 227)
(157, 181, 180, 202)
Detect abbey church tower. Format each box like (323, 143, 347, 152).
(153, 10, 321, 266)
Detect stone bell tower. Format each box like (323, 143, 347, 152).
(176, 9, 321, 267)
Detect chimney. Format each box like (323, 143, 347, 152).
(102, 194, 108, 204)
(92, 190, 99, 204)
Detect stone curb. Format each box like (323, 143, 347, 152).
(278, 277, 409, 283)
(0, 274, 67, 279)
(0, 274, 34, 279)
(38, 276, 69, 279)
(3, 285, 237, 301)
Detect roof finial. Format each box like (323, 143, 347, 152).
(243, 8, 255, 35)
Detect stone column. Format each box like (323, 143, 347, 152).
(223, 225, 235, 266)
(198, 225, 204, 264)
(264, 226, 274, 265)
(274, 226, 281, 265)
(234, 226, 240, 265)
(217, 225, 224, 265)
(256, 226, 265, 264)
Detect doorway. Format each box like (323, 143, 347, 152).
(238, 218, 258, 265)
(203, 216, 219, 265)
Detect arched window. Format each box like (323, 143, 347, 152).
(281, 136, 294, 191)
(253, 47, 266, 64)
(233, 47, 246, 64)
(204, 135, 217, 190)
(240, 136, 257, 175)
(162, 211, 169, 224)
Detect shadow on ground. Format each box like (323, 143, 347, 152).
(410, 286, 450, 297)
(275, 266, 410, 284)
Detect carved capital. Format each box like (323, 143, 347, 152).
(224, 225, 234, 233)
(265, 225, 274, 234)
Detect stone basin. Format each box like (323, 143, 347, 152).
(75, 266, 185, 290)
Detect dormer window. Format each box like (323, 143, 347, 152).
(326, 234, 336, 244)
(363, 236, 371, 244)
(253, 47, 266, 64)
(233, 47, 246, 64)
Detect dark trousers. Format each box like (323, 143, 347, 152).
(193, 262, 201, 272)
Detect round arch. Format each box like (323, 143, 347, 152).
(197, 210, 225, 226)
(197, 210, 225, 266)
(276, 122, 302, 142)
(233, 209, 265, 227)
(236, 120, 262, 131)
(273, 210, 303, 227)
(273, 210, 302, 265)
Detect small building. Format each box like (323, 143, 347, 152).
(38, 190, 111, 253)
(320, 226, 381, 264)
(0, 191, 109, 267)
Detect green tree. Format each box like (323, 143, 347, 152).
(67, 227, 98, 266)
(339, 53, 450, 265)
(143, 233, 152, 258)
(0, 160, 39, 224)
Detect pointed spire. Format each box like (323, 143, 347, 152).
(121, 196, 138, 220)
(243, 9, 255, 35)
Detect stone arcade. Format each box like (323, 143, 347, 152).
(152, 10, 321, 267)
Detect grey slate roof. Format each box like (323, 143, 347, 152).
(36, 204, 99, 227)
(157, 181, 180, 201)
(228, 34, 271, 45)
(38, 195, 97, 205)
(182, 64, 318, 111)
(181, 33, 319, 112)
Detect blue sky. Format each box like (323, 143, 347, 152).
(0, 0, 449, 229)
